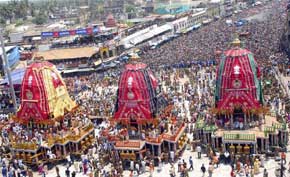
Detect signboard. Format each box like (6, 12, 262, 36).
(58, 31, 70, 37)
(41, 27, 99, 38)
(76, 29, 87, 35)
(41, 32, 54, 37)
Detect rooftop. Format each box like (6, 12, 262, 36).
(34, 46, 98, 61)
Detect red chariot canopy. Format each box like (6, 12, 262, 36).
(215, 47, 263, 112)
(114, 62, 158, 121)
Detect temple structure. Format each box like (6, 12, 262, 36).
(102, 54, 187, 164)
(9, 61, 94, 167)
(195, 38, 288, 156)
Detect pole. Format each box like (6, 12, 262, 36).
(0, 29, 17, 113)
(280, 160, 283, 177)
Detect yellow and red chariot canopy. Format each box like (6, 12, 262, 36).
(15, 61, 76, 124)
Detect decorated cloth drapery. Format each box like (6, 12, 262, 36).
(114, 62, 158, 122)
(16, 61, 76, 124)
(214, 47, 263, 111)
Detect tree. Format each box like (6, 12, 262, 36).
(0, 4, 14, 22)
(125, 4, 136, 13)
(30, 3, 35, 17)
(32, 13, 47, 25)
(97, 3, 104, 14)
(0, 18, 5, 25)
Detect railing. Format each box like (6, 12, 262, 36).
(203, 125, 217, 132)
(115, 140, 141, 148)
(264, 123, 287, 136)
(162, 123, 185, 141)
(13, 123, 94, 150)
(223, 133, 255, 141)
(146, 135, 163, 144)
(11, 142, 38, 150)
(195, 118, 205, 129)
(120, 152, 136, 160)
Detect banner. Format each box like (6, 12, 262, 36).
(58, 31, 70, 37)
(41, 32, 54, 37)
(76, 29, 87, 35)
(41, 27, 99, 38)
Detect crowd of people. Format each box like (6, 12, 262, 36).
(0, 0, 289, 176)
(65, 71, 120, 118)
(0, 89, 15, 114)
(141, 1, 288, 70)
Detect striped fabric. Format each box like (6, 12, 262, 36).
(248, 53, 263, 104)
(215, 54, 226, 101)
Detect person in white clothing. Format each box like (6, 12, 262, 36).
(130, 160, 134, 171)
(135, 162, 140, 174)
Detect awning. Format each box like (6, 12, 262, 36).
(131, 24, 172, 45)
(94, 60, 102, 66)
(62, 68, 95, 74)
(32, 36, 42, 41)
(122, 24, 172, 48)
(0, 68, 25, 85)
(192, 23, 202, 29)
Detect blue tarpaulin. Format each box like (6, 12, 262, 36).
(155, 5, 190, 15)
(0, 68, 25, 85)
(0, 46, 20, 68)
(7, 46, 20, 68)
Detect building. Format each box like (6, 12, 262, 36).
(223, 0, 234, 17)
(206, 3, 221, 18)
(170, 10, 207, 34)
(34, 46, 98, 69)
(104, 0, 125, 18)
(143, 0, 154, 13)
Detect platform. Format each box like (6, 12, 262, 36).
(215, 115, 283, 139)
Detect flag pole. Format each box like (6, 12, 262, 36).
(0, 29, 17, 113)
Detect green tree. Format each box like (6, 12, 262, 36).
(30, 2, 35, 17)
(125, 4, 136, 13)
(32, 13, 47, 25)
(0, 18, 5, 25)
(97, 3, 104, 14)
(15, 19, 24, 26)
(0, 4, 14, 22)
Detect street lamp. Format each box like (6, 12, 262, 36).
(0, 29, 17, 113)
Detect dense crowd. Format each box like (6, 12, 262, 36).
(0, 90, 13, 114)
(0, 0, 289, 177)
(61, 63, 216, 176)
(141, 1, 288, 70)
(65, 70, 120, 118)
